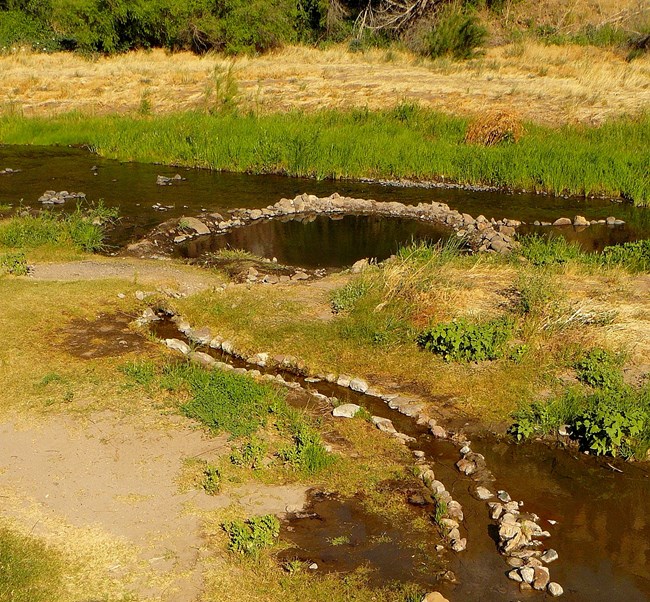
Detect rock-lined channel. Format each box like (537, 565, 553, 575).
(142, 310, 583, 600)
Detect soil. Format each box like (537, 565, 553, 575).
(0, 411, 308, 601)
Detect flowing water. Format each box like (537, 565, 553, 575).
(2, 145, 649, 264)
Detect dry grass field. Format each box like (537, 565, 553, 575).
(1, 41, 649, 125)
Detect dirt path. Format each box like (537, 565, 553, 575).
(0, 411, 308, 601)
(26, 258, 223, 294)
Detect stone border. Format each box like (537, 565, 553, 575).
(139, 308, 565, 595)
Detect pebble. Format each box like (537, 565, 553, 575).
(475, 487, 493, 500)
(548, 582, 564, 597)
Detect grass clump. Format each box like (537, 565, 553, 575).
(178, 364, 284, 438)
(601, 239, 650, 272)
(465, 110, 524, 146)
(0, 528, 64, 602)
(278, 422, 335, 475)
(0, 202, 117, 253)
(417, 316, 514, 362)
(222, 514, 280, 556)
(518, 234, 587, 267)
(202, 464, 221, 494)
(0, 251, 28, 275)
(421, 5, 487, 60)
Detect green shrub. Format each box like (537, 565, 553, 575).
(180, 365, 285, 438)
(230, 436, 267, 469)
(601, 239, 650, 272)
(573, 392, 646, 458)
(0, 202, 116, 252)
(518, 234, 586, 267)
(278, 423, 334, 475)
(330, 280, 370, 313)
(575, 348, 623, 390)
(417, 316, 513, 362)
(222, 514, 280, 555)
(202, 464, 221, 494)
(0, 251, 28, 275)
(422, 6, 487, 60)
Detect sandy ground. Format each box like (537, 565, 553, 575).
(0, 410, 308, 601)
(1, 42, 649, 125)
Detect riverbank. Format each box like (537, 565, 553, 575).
(1, 108, 649, 205)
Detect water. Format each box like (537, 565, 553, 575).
(2, 145, 649, 257)
(152, 318, 650, 601)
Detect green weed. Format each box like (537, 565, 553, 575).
(575, 348, 624, 390)
(417, 316, 514, 362)
(230, 436, 267, 469)
(222, 514, 280, 556)
(0, 251, 28, 275)
(202, 464, 221, 494)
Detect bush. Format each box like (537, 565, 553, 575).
(230, 436, 267, 469)
(575, 348, 623, 390)
(422, 6, 487, 60)
(0, 251, 28, 275)
(278, 423, 334, 475)
(222, 514, 280, 555)
(601, 239, 650, 272)
(417, 316, 514, 362)
(518, 234, 586, 267)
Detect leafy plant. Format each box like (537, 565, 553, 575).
(417, 316, 513, 362)
(230, 436, 267, 469)
(202, 464, 221, 494)
(432, 496, 447, 526)
(508, 417, 535, 441)
(0, 251, 28, 275)
(601, 239, 650, 272)
(222, 514, 280, 555)
(575, 348, 623, 390)
(278, 423, 333, 475)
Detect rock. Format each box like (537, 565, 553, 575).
(507, 569, 523, 582)
(336, 374, 351, 388)
(428, 480, 446, 495)
(446, 501, 464, 522)
(558, 424, 570, 436)
(553, 217, 572, 226)
(606, 216, 616, 225)
(456, 458, 477, 475)
(507, 557, 524, 567)
(180, 217, 211, 235)
(349, 377, 369, 393)
(250, 209, 263, 219)
(547, 582, 564, 597)
(497, 490, 511, 503)
(221, 340, 235, 354)
(351, 258, 369, 273)
(292, 271, 309, 281)
(573, 215, 589, 226)
(164, 338, 191, 355)
(430, 425, 447, 439)
(450, 538, 467, 552)
(475, 487, 493, 500)
(263, 275, 279, 284)
(488, 502, 504, 520)
(541, 549, 559, 564)
(189, 351, 215, 367)
(439, 518, 459, 531)
(188, 327, 211, 345)
(371, 416, 397, 434)
(533, 566, 550, 590)
(413, 450, 426, 458)
(209, 337, 223, 350)
(332, 404, 361, 418)
(520, 566, 535, 584)
(135, 290, 146, 301)
(250, 352, 269, 366)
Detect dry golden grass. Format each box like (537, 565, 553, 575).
(465, 109, 524, 146)
(1, 40, 649, 124)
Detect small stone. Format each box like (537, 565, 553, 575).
(413, 450, 425, 458)
(349, 377, 369, 393)
(507, 569, 523, 582)
(351, 258, 369, 274)
(547, 582, 564, 597)
(332, 404, 361, 418)
(135, 290, 146, 300)
(497, 490, 511, 503)
(553, 217, 572, 226)
(428, 480, 446, 495)
(308, 563, 318, 570)
(488, 502, 504, 520)
(520, 566, 535, 584)
(456, 458, 476, 475)
(422, 593, 450, 602)
(541, 549, 559, 564)
(475, 487, 493, 500)
(533, 566, 550, 590)
(336, 374, 351, 388)
(450, 538, 466, 552)
(371, 416, 397, 434)
(189, 351, 215, 367)
(507, 557, 524, 568)
(164, 338, 191, 355)
(117, 293, 126, 299)
(558, 424, 570, 436)
(459, 445, 471, 455)
(180, 217, 210, 235)
(221, 340, 235, 354)
(573, 215, 589, 226)
(430, 425, 447, 439)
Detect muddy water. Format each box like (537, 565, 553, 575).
(150, 319, 650, 601)
(2, 145, 649, 255)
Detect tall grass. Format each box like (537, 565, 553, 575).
(1, 108, 648, 204)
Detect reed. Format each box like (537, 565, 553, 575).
(1, 108, 648, 204)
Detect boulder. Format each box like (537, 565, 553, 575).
(164, 338, 191, 355)
(181, 217, 211, 235)
(349, 377, 369, 393)
(573, 215, 589, 226)
(372, 416, 397, 434)
(552, 217, 572, 226)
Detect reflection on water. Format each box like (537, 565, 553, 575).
(178, 214, 453, 268)
(1, 145, 649, 250)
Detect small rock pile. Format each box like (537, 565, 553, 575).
(534, 215, 625, 227)
(156, 174, 185, 186)
(454, 443, 564, 597)
(38, 190, 86, 204)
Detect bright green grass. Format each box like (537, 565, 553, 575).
(1, 107, 649, 204)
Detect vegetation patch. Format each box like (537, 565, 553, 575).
(417, 316, 514, 362)
(0, 251, 28, 275)
(0, 527, 65, 602)
(223, 514, 280, 556)
(0, 202, 117, 253)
